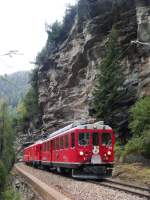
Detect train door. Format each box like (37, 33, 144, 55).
(100, 131, 114, 162)
(47, 141, 51, 163)
(91, 131, 101, 164)
(50, 140, 52, 164)
(39, 144, 42, 162)
(51, 139, 56, 163)
(77, 130, 92, 163)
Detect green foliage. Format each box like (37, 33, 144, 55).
(60, 5, 77, 41)
(36, 47, 47, 66)
(124, 97, 150, 159)
(36, 4, 77, 66)
(0, 100, 15, 172)
(129, 96, 150, 136)
(17, 68, 41, 130)
(114, 142, 124, 161)
(141, 130, 150, 158)
(0, 160, 6, 192)
(123, 137, 143, 157)
(0, 101, 15, 196)
(92, 27, 125, 129)
(2, 189, 21, 200)
(46, 21, 62, 44)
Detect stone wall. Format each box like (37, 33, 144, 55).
(12, 171, 43, 200)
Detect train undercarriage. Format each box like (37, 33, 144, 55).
(26, 161, 113, 179)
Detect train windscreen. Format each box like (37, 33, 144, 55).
(78, 132, 90, 146)
(102, 132, 112, 146)
(92, 132, 99, 145)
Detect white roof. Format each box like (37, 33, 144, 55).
(43, 121, 112, 142)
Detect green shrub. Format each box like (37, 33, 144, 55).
(122, 131, 150, 161)
(92, 27, 127, 130)
(114, 142, 124, 161)
(141, 130, 150, 159)
(127, 96, 150, 159)
(46, 21, 62, 43)
(123, 137, 143, 160)
(0, 160, 6, 192)
(129, 96, 150, 136)
(2, 189, 21, 200)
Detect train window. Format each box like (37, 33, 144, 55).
(53, 140, 55, 150)
(65, 135, 69, 148)
(55, 139, 57, 149)
(49, 141, 51, 150)
(92, 132, 99, 146)
(102, 133, 112, 146)
(44, 143, 46, 151)
(60, 137, 64, 149)
(71, 132, 75, 147)
(78, 133, 90, 146)
(56, 138, 59, 150)
(47, 141, 50, 151)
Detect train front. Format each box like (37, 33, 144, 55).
(72, 123, 115, 179)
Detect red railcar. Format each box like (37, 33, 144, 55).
(23, 121, 115, 179)
(23, 141, 42, 166)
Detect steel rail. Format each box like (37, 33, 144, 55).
(104, 178, 150, 192)
(89, 179, 150, 199)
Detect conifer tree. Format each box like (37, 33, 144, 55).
(0, 100, 15, 197)
(93, 27, 125, 129)
(0, 100, 15, 172)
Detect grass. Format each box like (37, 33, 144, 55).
(113, 163, 150, 187)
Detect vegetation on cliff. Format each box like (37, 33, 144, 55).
(92, 26, 150, 160)
(92, 27, 126, 132)
(36, 5, 77, 65)
(16, 68, 42, 133)
(123, 97, 150, 159)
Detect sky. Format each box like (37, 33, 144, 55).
(0, 0, 76, 75)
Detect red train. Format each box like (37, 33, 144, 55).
(23, 121, 115, 179)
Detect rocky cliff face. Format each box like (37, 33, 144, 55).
(135, 0, 150, 97)
(38, 0, 150, 134)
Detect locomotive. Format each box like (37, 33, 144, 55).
(23, 121, 115, 179)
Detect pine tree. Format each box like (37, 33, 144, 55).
(93, 27, 125, 129)
(0, 100, 15, 172)
(0, 100, 15, 197)
(16, 68, 42, 131)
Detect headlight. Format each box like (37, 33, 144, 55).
(107, 151, 111, 155)
(79, 151, 84, 156)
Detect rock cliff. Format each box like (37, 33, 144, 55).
(37, 0, 150, 134)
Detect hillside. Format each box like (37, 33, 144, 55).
(0, 71, 30, 107)
(36, 0, 150, 137)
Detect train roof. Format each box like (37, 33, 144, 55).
(24, 140, 43, 150)
(24, 121, 113, 148)
(43, 121, 112, 142)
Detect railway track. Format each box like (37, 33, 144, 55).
(89, 178, 150, 199)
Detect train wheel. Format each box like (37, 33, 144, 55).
(56, 167, 61, 173)
(56, 167, 66, 174)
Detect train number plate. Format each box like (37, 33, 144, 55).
(91, 155, 102, 164)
